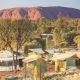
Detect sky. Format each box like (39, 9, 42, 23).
(0, 0, 80, 10)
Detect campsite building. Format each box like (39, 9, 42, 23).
(51, 50, 80, 72)
(23, 48, 46, 80)
(0, 50, 23, 71)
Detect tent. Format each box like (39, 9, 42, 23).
(0, 50, 24, 71)
(29, 48, 45, 54)
(51, 51, 80, 61)
(23, 54, 41, 63)
(51, 51, 80, 72)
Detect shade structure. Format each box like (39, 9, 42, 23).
(23, 54, 41, 63)
(0, 50, 24, 61)
(29, 48, 45, 54)
(0, 56, 24, 61)
(41, 33, 53, 36)
(0, 50, 12, 58)
(0, 50, 24, 71)
(65, 50, 80, 58)
(51, 51, 80, 61)
(45, 49, 55, 54)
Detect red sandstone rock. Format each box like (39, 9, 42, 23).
(0, 7, 80, 20)
(28, 8, 42, 20)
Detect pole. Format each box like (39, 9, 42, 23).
(16, 40, 18, 72)
(34, 66, 37, 80)
(24, 63, 26, 80)
(12, 51, 14, 71)
(16, 25, 19, 72)
(40, 60, 42, 80)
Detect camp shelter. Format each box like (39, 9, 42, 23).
(23, 54, 40, 80)
(28, 48, 45, 56)
(45, 49, 58, 72)
(45, 49, 66, 73)
(23, 54, 46, 80)
(23, 54, 41, 63)
(65, 50, 80, 67)
(51, 52, 74, 72)
(51, 51, 80, 72)
(0, 50, 24, 71)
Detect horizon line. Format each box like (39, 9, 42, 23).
(0, 6, 80, 11)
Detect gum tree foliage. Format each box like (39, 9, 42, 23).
(74, 35, 80, 49)
(12, 19, 36, 50)
(0, 19, 13, 50)
(35, 18, 51, 33)
(0, 17, 80, 50)
(0, 18, 35, 51)
(0, 18, 36, 71)
(52, 17, 68, 47)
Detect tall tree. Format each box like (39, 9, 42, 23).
(35, 18, 51, 34)
(0, 18, 35, 71)
(0, 19, 13, 50)
(74, 35, 80, 50)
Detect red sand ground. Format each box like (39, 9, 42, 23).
(0, 70, 23, 77)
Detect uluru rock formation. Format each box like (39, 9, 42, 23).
(0, 6, 80, 20)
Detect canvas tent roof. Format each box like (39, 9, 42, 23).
(46, 49, 55, 54)
(0, 50, 24, 61)
(51, 51, 80, 60)
(41, 33, 53, 36)
(0, 50, 12, 58)
(65, 50, 80, 58)
(51, 53, 75, 60)
(23, 54, 41, 63)
(0, 56, 24, 61)
(29, 48, 44, 54)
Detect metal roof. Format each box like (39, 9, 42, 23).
(23, 55, 41, 63)
(0, 50, 24, 61)
(51, 51, 80, 61)
(29, 48, 44, 54)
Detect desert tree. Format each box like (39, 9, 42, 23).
(74, 35, 80, 50)
(0, 18, 36, 71)
(0, 19, 13, 50)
